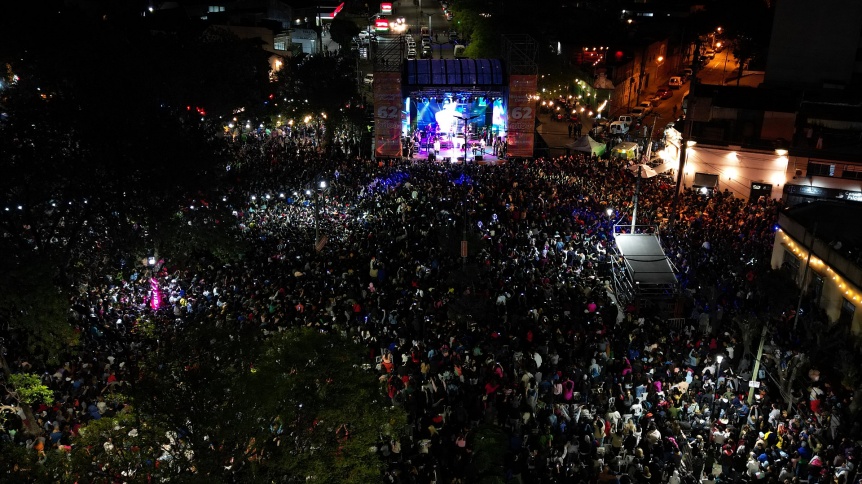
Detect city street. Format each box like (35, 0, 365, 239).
(698, 49, 765, 87)
(395, 0, 456, 58)
(355, 1, 458, 88)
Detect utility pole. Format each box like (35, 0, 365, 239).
(317, 0, 323, 54)
(793, 222, 817, 332)
(668, 39, 700, 230)
(748, 323, 769, 405)
(631, 112, 657, 232)
(668, 128, 689, 230)
(631, 165, 641, 232)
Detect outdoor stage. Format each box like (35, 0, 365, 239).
(407, 136, 505, 165)
(375, 59, 511, 164)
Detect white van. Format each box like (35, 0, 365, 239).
(668, 76, 683, 89)
(453, 45, 466, 59)
(618, 115, 634, 127)
(610, 121, 629, 135)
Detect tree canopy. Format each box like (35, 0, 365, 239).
(132, 326, 407, 482)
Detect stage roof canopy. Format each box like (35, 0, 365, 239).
(403, 59, 506, 89)
(613, 234, 677, 285)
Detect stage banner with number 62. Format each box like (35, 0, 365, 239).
(506, 74, 537, 158)
(373, 72, 403, 158)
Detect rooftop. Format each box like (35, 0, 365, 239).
(783, 200, 862, 255)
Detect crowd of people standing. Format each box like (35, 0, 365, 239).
(1, 132, 858, 483)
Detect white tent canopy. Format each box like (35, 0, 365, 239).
(566, 135, 606, 156)
(628, 164, 659, 178)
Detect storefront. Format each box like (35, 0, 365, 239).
(783, 184, 862, 206)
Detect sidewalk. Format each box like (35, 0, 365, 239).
(535, 112, 598, 157)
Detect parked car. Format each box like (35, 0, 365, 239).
(364, 73, 374, 85)
(630, 107, 647, 119)
(668, 76, 683, 89)
(656, 86, 673, 99)
(610, 121, 629, 135)
(421, 46, 433, 59)
(407, 48, 417, 60)
(618, 115, 634, 126)
(592, 118, 610, 134)
(637, 101, 654, 114)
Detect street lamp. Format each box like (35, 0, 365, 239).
(712, 354, 724, 422)
(146, 250, 160, 310)
(454, 112, 480, 267)
(311, 180, 328, 249)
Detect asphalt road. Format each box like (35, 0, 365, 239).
(395, 0, 457, 58)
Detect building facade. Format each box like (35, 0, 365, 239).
(771, 202, 862, 335)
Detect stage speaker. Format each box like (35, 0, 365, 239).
(475, 155, 484, 161)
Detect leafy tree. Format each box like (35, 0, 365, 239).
(133, 325, 407, 481)
(329, 15, 362, 50)
(244, 328, 408, 481)
(463, 19, 500, 59)
(164, 26, 272, 117)
(1, 370, 56, 437)
(470, 424, 509, 483)
(0, 441, 72, 483)
(273, 54, 360, 153)
(6, 373, 53, 405)
(0, 255, 79, 361)
(154, 206, 249, 269)
(276, 55, 356, 111)
(69, 408, 186, 483)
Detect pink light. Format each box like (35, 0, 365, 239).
(150, 277, 162, 310)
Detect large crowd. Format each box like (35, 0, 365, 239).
(1, 133, 859, 484)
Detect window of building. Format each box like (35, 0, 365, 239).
(782, 249, 800, 277)
(208, 6, 225, 13)
(274, 41, 286, 51)
(810, 274, 824, 305)
(839, 298, 856, 326)
(842, 164, 862, 180)
(806, 161, 835, 177)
